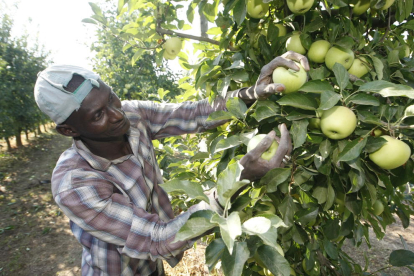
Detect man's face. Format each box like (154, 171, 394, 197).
(67, 81, 130, 141)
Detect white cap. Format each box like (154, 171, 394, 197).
(34, 64, 100, 124)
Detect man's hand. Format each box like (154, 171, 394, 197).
(240, 124, 292, 181)
(228, 51, 310, 102)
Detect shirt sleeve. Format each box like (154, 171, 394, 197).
(123, 97, 228, 140)
(54, 171, 208, 262)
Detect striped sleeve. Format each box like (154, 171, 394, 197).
(54, 171, 206, 261)
(123, 97, 228, 140)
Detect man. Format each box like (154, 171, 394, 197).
(34, 51, 309, 276)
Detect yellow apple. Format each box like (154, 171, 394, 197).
(286, 32, 307, 54)
(320, 106, 357, 140)
(272, 62, 308, 93)
(287, 0, 314, 14)
(325, 46, 355, 70)
(372, 200, 385, 216)
(275, 23, 287, 36)
(350, 0, 370, 15)
(163, 37, 182, 56)
(163, 51, 177, 60)
(348, 56, 370, 78)
(307, 40, 331, 63)
(247, 0, 269, 19)
(369, 135, 411, 170)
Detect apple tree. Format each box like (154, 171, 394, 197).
(85, 0, 414, 275)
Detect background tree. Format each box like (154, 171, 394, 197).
(87, 2, 183, 102)
(0, 4, 50, 151)
(86, 0, 414, 275)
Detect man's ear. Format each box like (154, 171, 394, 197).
(56, 124, 80, 138)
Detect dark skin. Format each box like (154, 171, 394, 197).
(56, 51, 309, 181)
(56, 80, 132, 160)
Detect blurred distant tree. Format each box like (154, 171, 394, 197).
(88, 3, 183, 102)
(0, 5, 50, 151)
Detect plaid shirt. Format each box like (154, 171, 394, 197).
(52, 98, 226, 276)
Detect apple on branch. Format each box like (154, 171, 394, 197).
(163, 37, 182, 59)
(320, 106, 357, 140)
(349, 0, 370, 15)
(325, 46, 355, 70)
(272, 62, 307, 94)
(286, 32, 307, 55)
(348, 56, 370, 78)
(307, 40, 331, 63)
(287, 0, 314, 14)
(369, 135, 411, 170)
(247, 0, 269, 19)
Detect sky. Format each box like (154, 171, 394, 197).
(10, 0, 100, 70)
(9, 0, 204, 73)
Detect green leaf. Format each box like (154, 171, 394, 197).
(291, 119, 309, 149)
(206, 110, 234, 122)
(221, 241, 250, 276)
(277, 93, 318, 110)
(160, 179, 209, 202)
(319, 90, 341, 110)
(260, 168, 292, 193)
(299, 80, 334, 93)
(332, 63, 349, 92)
(312, 185, 328, 204)
(205, 238, 226, 271)
(337, 137, 368, 162)
(242, 217, 271, 234)
(89, 2, 103, 16)
(359, 80, 414, 98)
(227, 97, 247, 119)
(218, 76, 231, 98)
(173, 210, 216, 242)
(211, 212, 242, 254)
(82, 18, 98, 24)
(256, 245, 291, 276)
(371, 56, 384, 80)
(252, 100, 280, 122)
(278, 196, 297, 227)
(231, 70, 249, 82)
(389, 250, 414, 267)
(365, 136, 387, 153)
(404, 105, 414, 118)
(348, 93, 380, 106)
(215, 135, 243, 153)
(217, 161, 250, 206)
(319, 139, 332, 158)
(323, 239, 339, 259)
(233, 0, 247, 26)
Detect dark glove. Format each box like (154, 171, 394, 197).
(239, 124, 292, 181)
(228, 51, 310, 102)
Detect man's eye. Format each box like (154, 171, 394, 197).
(94, 111, 103, 120)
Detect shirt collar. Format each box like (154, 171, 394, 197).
(73, 131, 138, 171)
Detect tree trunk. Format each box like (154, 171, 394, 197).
(38, 125, 42, 135)
(199, 8, 208, 38)
(43, 124, 47, 133)
(15, 129, 23, 148)
(25, 129, 29, 141)
(5, 137, 12, 152)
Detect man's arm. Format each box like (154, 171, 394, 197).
(54, 173, 208, 261)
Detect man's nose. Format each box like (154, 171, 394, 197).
(108, 106, 124, 121)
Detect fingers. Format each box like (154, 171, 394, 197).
(254, 83, 286, 99)
(246, 130, 277, 160)
(281, 51, 310, 71)
(269, 124, 292, 166)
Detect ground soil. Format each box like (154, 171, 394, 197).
(0, 129, 413, 276)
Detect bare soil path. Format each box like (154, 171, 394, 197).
(0, 130, 412, 276)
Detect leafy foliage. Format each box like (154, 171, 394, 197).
(86, 0, 414, 275)
(0, 6, 50, 146)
